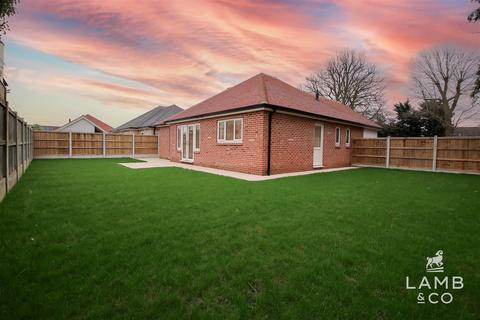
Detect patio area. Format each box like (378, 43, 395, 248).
(119, 158, 359, 181)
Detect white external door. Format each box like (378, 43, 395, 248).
(313, 124, 324, 167)
(181, 125, 194, 162)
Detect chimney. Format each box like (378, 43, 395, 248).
(315, 91, 319, 101)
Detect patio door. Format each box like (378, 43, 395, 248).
(313, 124, 324, 168)
(181, 125, 194, 162)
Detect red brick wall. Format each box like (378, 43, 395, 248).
(158, 126, 170, 159)
(166, 111, 269, 175)
(270, 112, 363, 174)
(270, 113, 315, 174)
(322, 122, 363, 168)
(159, 111, 364, 175)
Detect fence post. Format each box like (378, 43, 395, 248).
(22, 121, 25, 173)
(3, 103, 8, 191)
(103, 132, 106, 157)
(432, 135, 438, 172)
(30, 128, 33, 163)
(68, 131, 72, 158)
(132, 134, 135, 158)
(15, 112, 20, 182)
(386, 136, 391, 169)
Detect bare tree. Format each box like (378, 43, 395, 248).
(468, 0, 480, 22)
(412, 46, 479, 135)
(303, 48, 385, 120)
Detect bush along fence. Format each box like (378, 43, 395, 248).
(0, 83, 34, 201)
(33, 131, 158, 159)
(351, 136, 480, 174)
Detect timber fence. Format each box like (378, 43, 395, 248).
(33, 131, 158, 159)
(351, 136, 480, 174)
(0, 81, 34, 200)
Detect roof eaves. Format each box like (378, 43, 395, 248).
(162, 104, 272, 125)
(270, 105, 381, 129)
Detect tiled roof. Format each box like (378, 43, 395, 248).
(453, 127, 480, 136)
(165, 73, 380, 128)
(116, 105, 182, 131)
(84, 114, 113, 132)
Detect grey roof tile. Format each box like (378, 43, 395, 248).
(116, 105, 183, 130)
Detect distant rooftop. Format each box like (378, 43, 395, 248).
(453, 127, 480, 137)
(116, 105, 183, 131)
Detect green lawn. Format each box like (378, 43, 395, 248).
(1, 159, 479, 319)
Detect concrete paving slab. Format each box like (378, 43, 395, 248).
(119, 158, 359, 181)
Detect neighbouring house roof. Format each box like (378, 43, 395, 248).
(116, 105, 183, 131)
(56, 114, 113, 132)
(163, 73, 380, 128)
(36, 125, 60, 131)
(453, 127, 480, 136)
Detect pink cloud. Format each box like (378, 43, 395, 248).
(6, 0, 480, 121)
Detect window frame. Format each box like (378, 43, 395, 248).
(194, 124, 200, 151)
(177, 123, 201, 152)
(345, 128, 350, 147)
(176, 126, 181, 150)
(217, 118, 243, 143)
(335, 127, 341, 147)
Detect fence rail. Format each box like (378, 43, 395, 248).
(1, 81, 34, 201)
(33, 131, 158, 158)
(351, 136, 480, 174)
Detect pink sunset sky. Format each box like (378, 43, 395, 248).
(4, 0, 480, 127)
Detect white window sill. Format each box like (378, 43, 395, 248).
(217, 140, 243, 144)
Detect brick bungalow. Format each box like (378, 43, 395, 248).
(156, 73, 380, 175)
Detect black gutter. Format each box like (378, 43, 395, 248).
(266, 106, 276, 176)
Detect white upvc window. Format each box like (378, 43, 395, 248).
(217, 118, 242, 143)
(335, 127, 341, 147)
(177, 124, 200, 151)
(176, 126, 181, 150)
(345, 128, 350, 147)
(194, 124, 200, 151)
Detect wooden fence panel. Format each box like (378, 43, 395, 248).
(436, 138, 480, 172)
(106, 134, 133, 156)
(134, 135, 158, 155)
(351, 138, 387, 167)
(0, 80, 34, 201)
(33, 131, 158, 158)
(33, 131, 69, 157)
(389, 138, 433, 170)
(352, 136, 480, 174)
(72, 132, 103, 157)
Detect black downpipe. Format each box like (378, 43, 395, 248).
(267, 107, 275, 176)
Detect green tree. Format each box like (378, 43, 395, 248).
(379, 100, 446, 137)
(380, 101, 422, 137)
(418, 100, 446, 137)
(0, 0, 20, 36)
